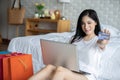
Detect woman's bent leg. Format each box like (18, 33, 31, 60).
(52, 66, 66, 80)
(68, 72, 88, 80)
(52, 66, 88, 80)
(28, 64, 56, 80)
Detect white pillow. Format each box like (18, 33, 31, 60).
(101, 24, 120, 37)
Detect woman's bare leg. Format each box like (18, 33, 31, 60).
(67, 72, 88, 80)
(52, 66, 88, 80)
(52, 66, 66, 80)
(28, 64, 56, 80)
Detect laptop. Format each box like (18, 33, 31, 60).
(40, 39, 79, 72)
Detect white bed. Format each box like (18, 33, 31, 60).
(8, 24, 120, 79)
(8, 32, 74, 73)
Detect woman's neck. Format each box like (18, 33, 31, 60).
(83, 34, 96, 41)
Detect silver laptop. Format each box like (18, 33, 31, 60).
(40, 39, 79, 72)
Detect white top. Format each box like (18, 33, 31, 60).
(73, 36, 120, 80)
(73, 36, 102, 80)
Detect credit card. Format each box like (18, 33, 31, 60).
(98, 32, 110, 40)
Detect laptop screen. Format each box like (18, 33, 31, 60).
(40, 39, 79, 72)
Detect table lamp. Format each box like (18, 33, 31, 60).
(58, 0, 70, 18)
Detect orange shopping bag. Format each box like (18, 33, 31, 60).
(1, 53, 33, 80)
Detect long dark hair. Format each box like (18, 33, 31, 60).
(70, 9, 101, 43)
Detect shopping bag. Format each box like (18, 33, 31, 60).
(8, 0, 25, 24)
(0, 55, 9, 80)
(0, 53, 33, 80)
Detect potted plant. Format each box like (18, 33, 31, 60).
(35, 3, 45, 17)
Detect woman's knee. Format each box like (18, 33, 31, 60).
(53, 66, 73, 79)
(45, 64, 56, 70)
(55, 66, 70, 73)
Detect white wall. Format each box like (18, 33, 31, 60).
(0, 0, 9, 38)
(0, 0, 120, 39)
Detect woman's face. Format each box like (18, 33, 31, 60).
(81, 15, 97, 36)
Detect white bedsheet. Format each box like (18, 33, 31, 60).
(8, 27, 120, 79)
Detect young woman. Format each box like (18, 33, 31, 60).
(28, 9, 110, 80)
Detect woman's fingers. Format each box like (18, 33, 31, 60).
(103, 29, 110, 35)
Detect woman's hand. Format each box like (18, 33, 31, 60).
(97, 29, 110, 50)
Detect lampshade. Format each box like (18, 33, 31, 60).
(59, 0, 70, 3)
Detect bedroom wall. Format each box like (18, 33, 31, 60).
(0, 0, 9, 39)
(0, 0, 120, 39)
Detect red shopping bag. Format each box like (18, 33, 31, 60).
(0, 55, 10, 80)
(0, 53, 33, 80)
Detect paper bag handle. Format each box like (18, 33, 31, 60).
(18, 58, 28, 71)
(12, 0, 21, 9)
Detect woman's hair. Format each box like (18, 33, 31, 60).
(70, 9, 101, 43)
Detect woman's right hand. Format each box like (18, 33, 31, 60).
(97, 29, 110, 50)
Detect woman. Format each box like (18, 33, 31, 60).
(29, 9, 110, 80)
